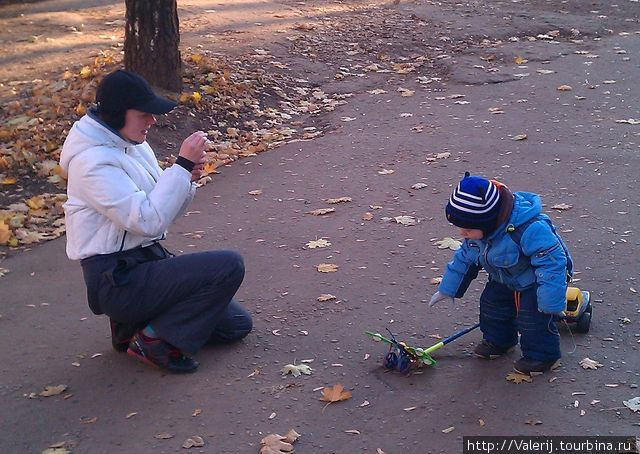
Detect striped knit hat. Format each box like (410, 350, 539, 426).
(445, 172, 502, 234)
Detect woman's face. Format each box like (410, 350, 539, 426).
(120, 109, 156, 143)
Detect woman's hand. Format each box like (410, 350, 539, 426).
(179, 131, 207, 164)
(191, 162, 205, 182)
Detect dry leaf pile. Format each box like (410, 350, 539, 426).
(179, 52, 347, 182)
(1, 55, 118, 181)
(0, 193, 66, 247)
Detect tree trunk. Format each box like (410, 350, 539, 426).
(124, 0, 182, 92)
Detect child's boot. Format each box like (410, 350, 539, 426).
(513, 357, 559, 375)
(473, 339, 515, 359)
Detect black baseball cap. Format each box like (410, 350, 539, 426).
(96, 69, 177, 115)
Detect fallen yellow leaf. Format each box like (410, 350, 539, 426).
(259, 433, 295, 454)
(326, 197, 352, 204)
(154, 433, 174, 439)
(281, 363, 313, 377)
(319, 384, 352, 403)
(79, 66, 92, 78)
(182, 436, 205, 449)
(283, 429, 300, 444)
(434, 237, 461, 250)
(0, 222, 11, 245)
(26, 196, 45, 210)
(316, 263, 338, 273)
(397, 87, 415, 97)
(308, 208, 335, 216)
(506, 372, 532, 384)
(39, 384, 67, 397)
(317, 294, 336, 302)
(42, 448, 69, 454)
(202, 161, 219, 175)
(306, 238, 331, 249)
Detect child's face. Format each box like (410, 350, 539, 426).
(458, 228, 484, 240)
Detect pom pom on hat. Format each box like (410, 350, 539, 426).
(445, 172, 502, 234)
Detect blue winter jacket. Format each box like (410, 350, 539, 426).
(438, 192, 572, 313)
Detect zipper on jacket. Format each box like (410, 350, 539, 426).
(535, 242, 560, 258)
(483, 240, 501, 283)
(119, 231, 127, 251)
(483, 240, 490, 270)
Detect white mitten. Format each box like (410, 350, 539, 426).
(429, 291, 455, 307)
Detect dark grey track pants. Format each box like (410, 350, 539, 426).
(81, 243, 252, 354)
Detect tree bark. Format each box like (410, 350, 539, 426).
(124, 0, 182, 92)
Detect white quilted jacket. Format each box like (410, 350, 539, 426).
(60, 113, 195, 260)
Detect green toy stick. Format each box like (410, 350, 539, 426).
(366, 323, 480, 368)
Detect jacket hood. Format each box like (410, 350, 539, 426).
(59, 114, 131, 172)
(509, 191, 542, 227)
(486, 191, 541, 240)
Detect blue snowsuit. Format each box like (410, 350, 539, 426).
(438, 191, 572, 362)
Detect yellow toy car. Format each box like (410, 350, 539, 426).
(564, 287, 592, 333)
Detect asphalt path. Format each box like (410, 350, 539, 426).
(1, 2, 639, 453)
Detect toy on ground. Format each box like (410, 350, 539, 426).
(563, 286, 592, 333)
(365, 323, 480, 374)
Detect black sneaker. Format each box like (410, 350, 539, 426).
(127, 333, 199, 373)
(513, 357, 559, 376)
(473, 340, 515, 359)
(110, 319, 139, 352)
